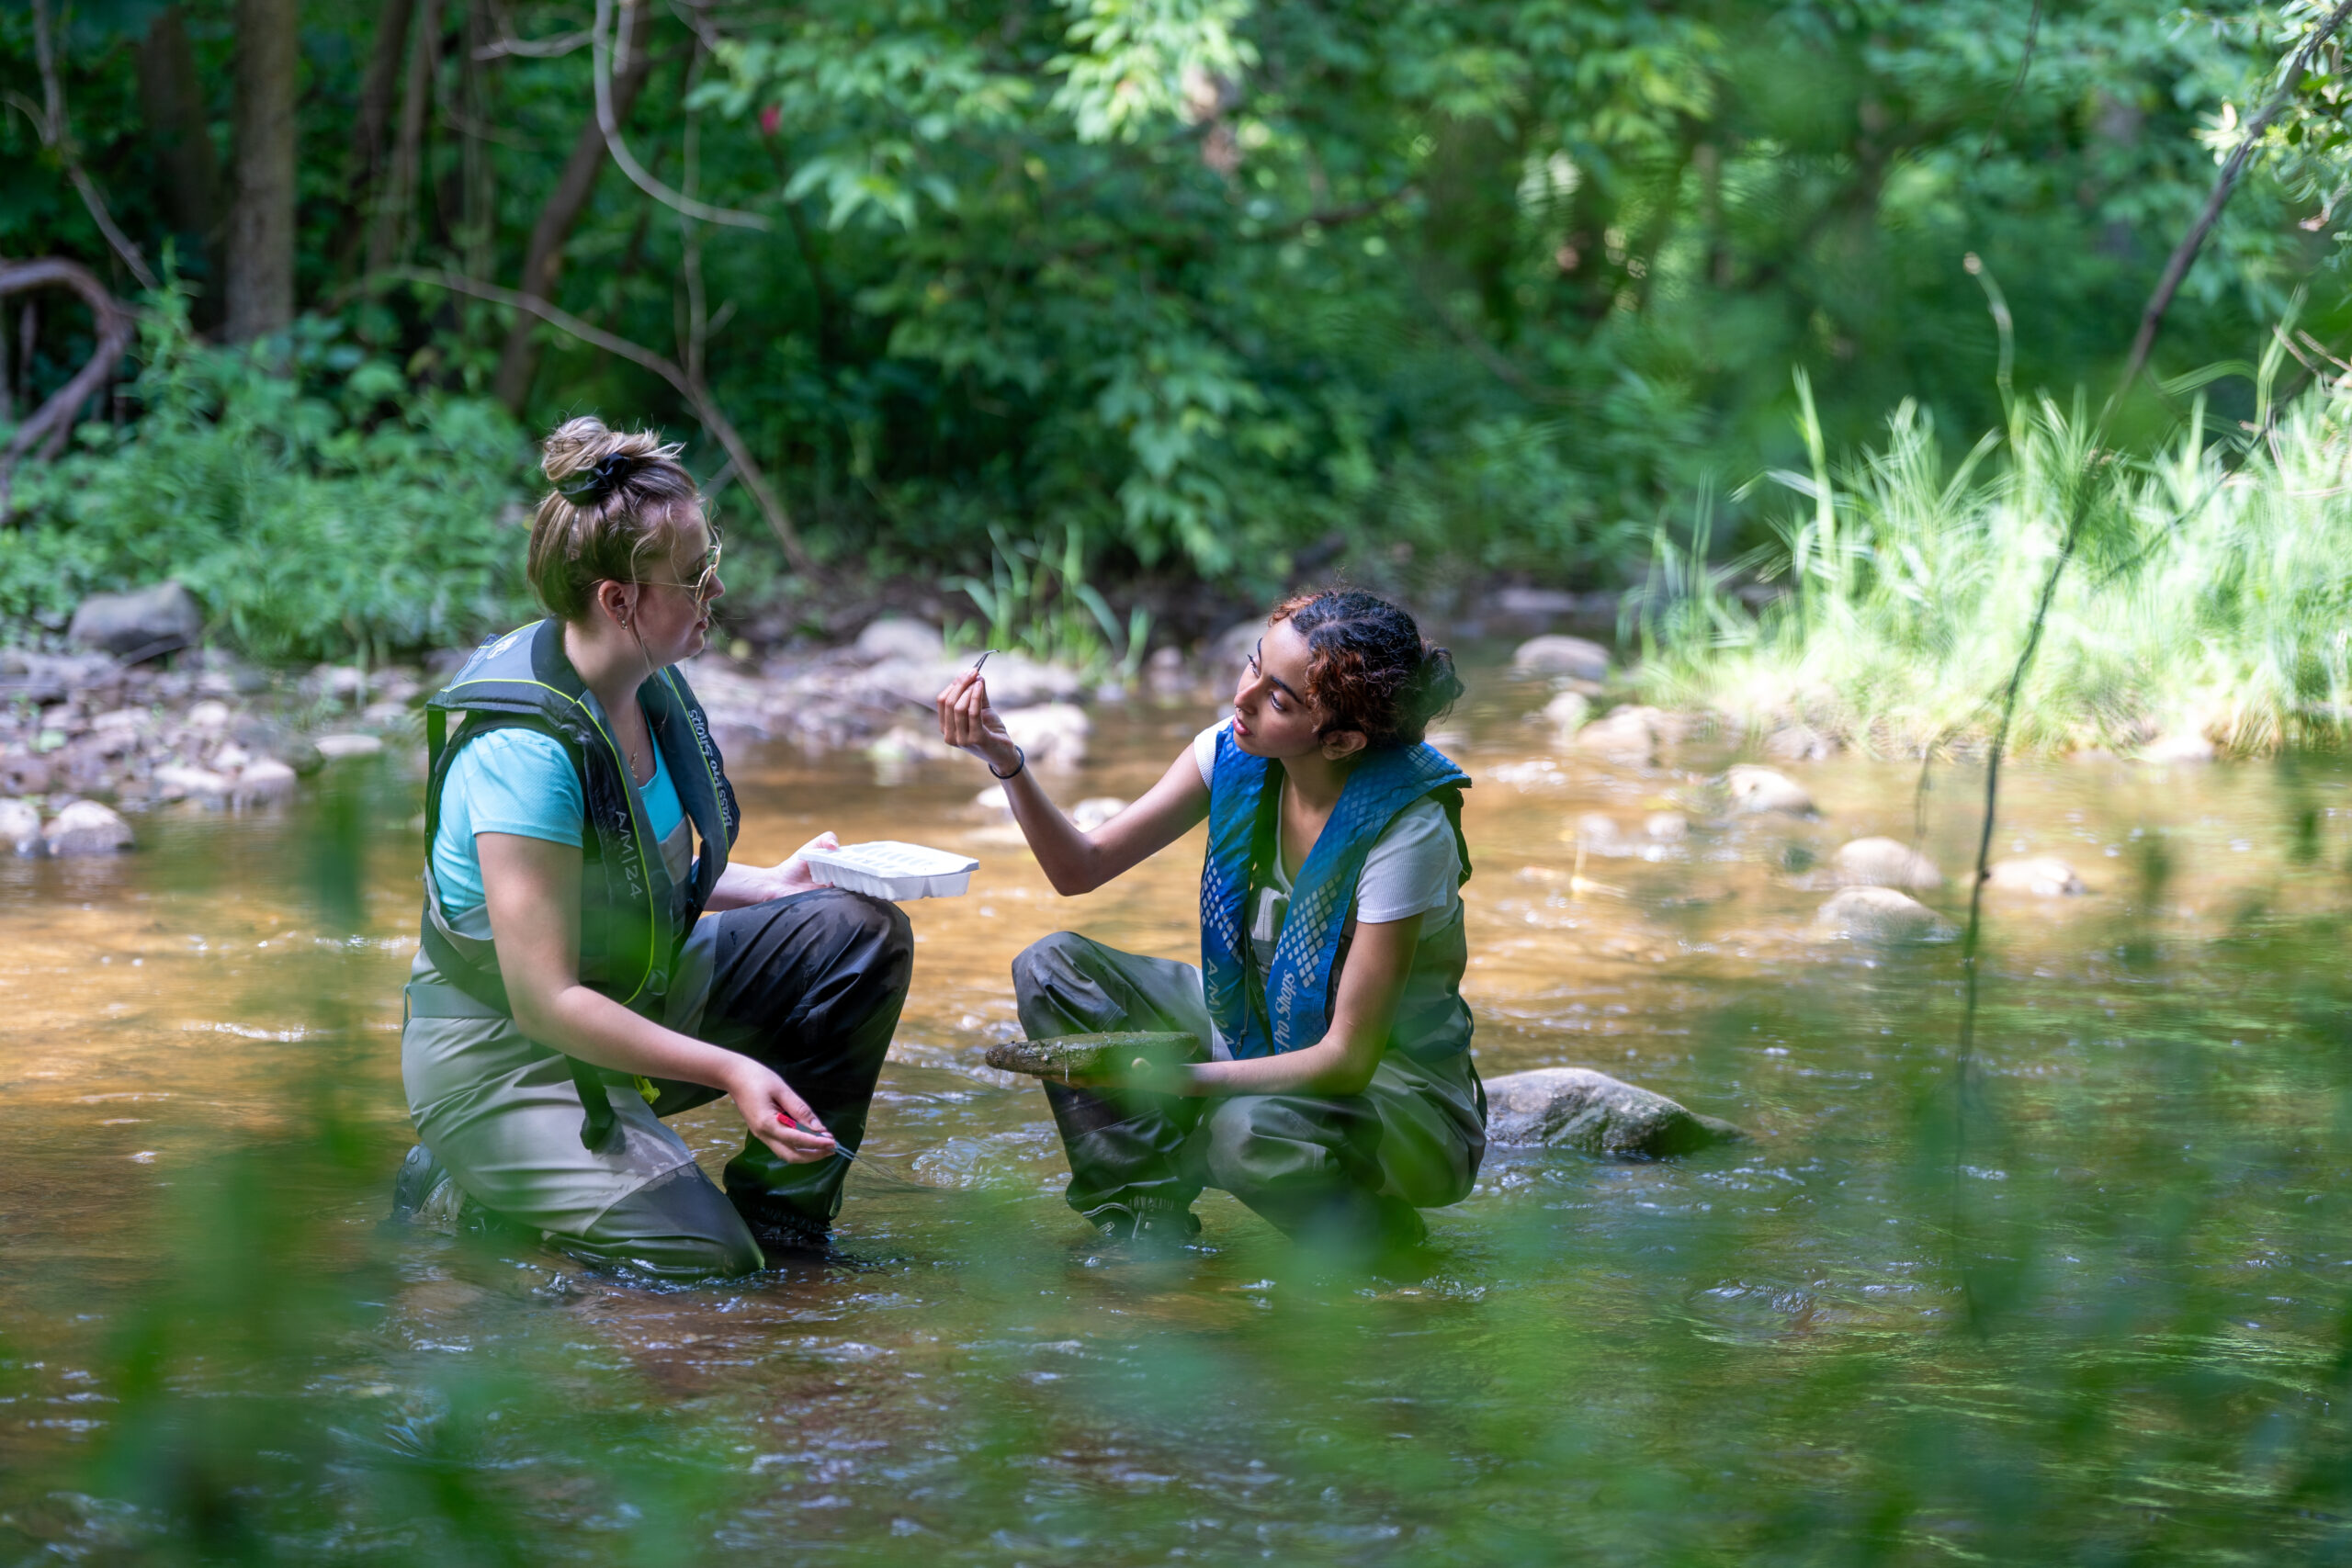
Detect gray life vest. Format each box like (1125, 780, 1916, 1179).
(416, 618, 740, 1148)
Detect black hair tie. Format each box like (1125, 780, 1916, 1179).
(556, 452, 641, 506)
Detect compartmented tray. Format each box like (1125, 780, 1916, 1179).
(983, 1031, 1205, 1078)
(802, 840, 980, 901)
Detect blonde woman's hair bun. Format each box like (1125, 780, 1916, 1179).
(527, 417, 701, 622)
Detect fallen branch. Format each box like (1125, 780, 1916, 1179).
(0, 258, 134, 517)
(381, 266, 815, 574)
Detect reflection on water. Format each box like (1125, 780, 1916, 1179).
(3, 666, 2351, 1562)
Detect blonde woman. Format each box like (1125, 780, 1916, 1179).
(391, 419, 910, 1276)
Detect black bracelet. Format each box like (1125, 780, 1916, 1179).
(989, 743, 1027, 780)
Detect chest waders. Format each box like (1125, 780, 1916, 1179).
(1198, 728, 1474, 1061)
(414, 619, 740, 1152)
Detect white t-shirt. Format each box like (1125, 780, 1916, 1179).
(1191, 721, 1461, 939)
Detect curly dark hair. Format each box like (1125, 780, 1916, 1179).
(1267, 589, 1465, 750)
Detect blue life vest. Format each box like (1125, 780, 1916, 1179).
(1199, 727, 1471, 1059)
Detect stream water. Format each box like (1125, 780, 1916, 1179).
(2, 662, 2349, 1563)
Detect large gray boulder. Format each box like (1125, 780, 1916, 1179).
(1512, 635, 1611, 682)
(67, 582, 203, 659)
(1485, 1067, 1747, 1158)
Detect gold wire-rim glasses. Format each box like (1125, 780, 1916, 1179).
(638, 526, 724, 604)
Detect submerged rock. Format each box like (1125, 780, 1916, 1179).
(1483, 1067, 1747, 1157)
(1070, 796, 1127, 831)
(0, 798, 40, 855)
(1645, 810, 1690, 842)
(1832, 837, 1942, 890)
(1540, 690, 1592, 737)
(45, 800, 131, 856)
(1815, 886, 1948, 940)
(1575, 705, 1663, 763)
(1512, 635, 1611, 682)
(1724, 764, 1815, 817)
(1984, 856, 2087, 897)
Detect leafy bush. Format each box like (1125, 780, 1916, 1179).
(1637, 366, 2352, 756)
(6, 294, 537, 666)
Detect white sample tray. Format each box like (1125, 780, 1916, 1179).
(802, 840, 979, 901)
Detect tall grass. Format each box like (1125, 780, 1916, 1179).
(944, 522, 1154, 682)
(1636, 367, 2352, 756)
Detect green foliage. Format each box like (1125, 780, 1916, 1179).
(1636, 364, 2352, 756)
(5, 291, 536, 664)
(3, 0, 2350, 624)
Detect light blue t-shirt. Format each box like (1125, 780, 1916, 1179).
(431, 728, 684, 919)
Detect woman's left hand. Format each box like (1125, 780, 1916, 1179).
(772, 830, 839, 895)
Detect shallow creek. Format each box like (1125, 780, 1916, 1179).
(2, 664, 2349, 1562)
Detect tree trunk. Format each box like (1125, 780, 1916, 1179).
(134, 7, 226, 250)
(491, 0, 659, 413)
(350, 0, 417, 209)
(366, 0, 443, 275)
(226, 0, 299, 342)
(458, 0, 496, 279)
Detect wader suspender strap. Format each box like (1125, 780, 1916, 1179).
(1241, 761, 1283, 1049)
(420, 700, 628, 1155)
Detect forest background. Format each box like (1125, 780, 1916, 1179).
(0, 0, 2346, 672)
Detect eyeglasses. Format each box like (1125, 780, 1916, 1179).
(639, 527, 724, 603)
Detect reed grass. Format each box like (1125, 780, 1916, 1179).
(1635, 365, 2352, 757)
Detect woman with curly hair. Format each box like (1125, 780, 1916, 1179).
(936, 589, 1480, 1257)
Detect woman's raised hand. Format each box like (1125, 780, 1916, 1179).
(725, 1058, 837, 1164)
(935, 671, 1021, 774)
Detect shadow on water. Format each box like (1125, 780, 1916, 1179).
(4, 676, 2352, 1562)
